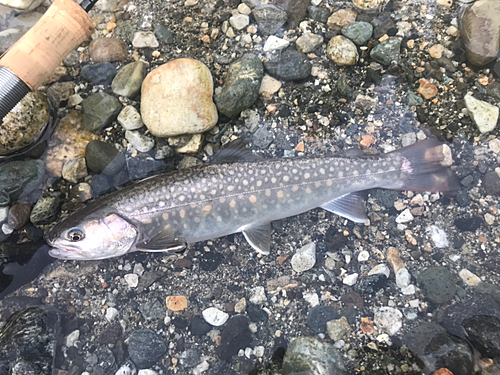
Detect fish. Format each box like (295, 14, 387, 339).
(45, 138, 458, 260)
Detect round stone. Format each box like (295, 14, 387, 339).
(112, 61, 148, 98)
(202, 307, 229, 326)
(118, 105, 144, 130)
(263, 49, 312, 81)
(89, 37, 128, 62)
(81, 62, 117, 85)
(127, 329, 167, 369)
(85, 140, 125, 175)
(125, 130, 155, 153)
(81, 92, 122, 131)
(341, 21, 373, 46)
(141, 58, 218, 137)
(296, 32, 323, 53)
(327, 35, 359, 66)
(370, 37, 401, 65)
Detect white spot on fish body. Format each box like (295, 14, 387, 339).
(256, 180, 262, 187)
(304, 173, 310, 179)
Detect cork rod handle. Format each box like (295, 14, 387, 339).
(0, 0, 94, 90)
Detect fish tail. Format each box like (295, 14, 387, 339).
(383, 138, 460, 192)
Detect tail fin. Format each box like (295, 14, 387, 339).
(385, 138, 459, 192)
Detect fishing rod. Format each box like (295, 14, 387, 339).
(0, 0, 97, 121)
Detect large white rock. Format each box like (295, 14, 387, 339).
(141, 58, 218, 137)
(291, 242, 316, 272)
(202, 307, 229, 326)
(464, 94, 499, 133)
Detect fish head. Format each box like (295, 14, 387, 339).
(46, 205, 138, 260)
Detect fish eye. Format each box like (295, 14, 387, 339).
(68, 228, 85, 242)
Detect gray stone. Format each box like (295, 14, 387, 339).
(138, 299, 165, 321)
(30, 191, 62, 225)
(264, 49, 311, 81)
(291, 242, 316, 273)
(407, 91, 423, 106)
(296, 32, 323, 53)
(8, 203, 30, 230)
(0, 91, 49, 156)
(460, 0, 500, 66)
(47, 81, 76, 108)
(464, 94, 499, 133)
(417, 266, 457, 304)
(229, 14, 249, 30)
(0, 26, 28, 53)
(308, 5, 330, 23)
(326, 316, 352, 341)
(341, 21, 373, 45)
(252, 5, 287, 35)
(81, 92, 122, 131)
(127, 329, 167, 369)
(85, 140, 126, 175)
(483, 169, 500, 196)
(112, 61, 148, 98)
(282, 337, 348, 375)
(125, 130, 155, 153)
(64, 50, 80, 67)
(215, 54, 264, 118)
(0, 160, 44, 206)
(154, 25, 174, 44)
(81, 62, 117, 85)
(277, 0, 310, 28)
(370, 37, 401, 65)
(118, 105, 143, 130)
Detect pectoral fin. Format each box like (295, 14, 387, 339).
(242, 222, 271, 255)
(136, 226, 187, 254)
(321, 192, 369, 224)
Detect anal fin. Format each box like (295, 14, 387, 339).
(242, 222, 271, 255)
(136, 225, 187, 254)
(321, 192, 369, 224)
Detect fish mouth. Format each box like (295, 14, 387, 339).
(48, 245, 85, 259)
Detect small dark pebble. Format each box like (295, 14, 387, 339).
(417, 266, 457, 304)
(189, 315, 212, 336)
(264, 49, 311, 81)
(179, 349, 201, 368)
(199, 251, 224, 272)
(307, 305, 339, 333)
(454, 216, 483, 232)
(81, 63, 117, 85)
(357, 273, 388, 295)
(127, 329, 167, 369)
(247, 303, 269, 323)
(216, 315, 252, 361)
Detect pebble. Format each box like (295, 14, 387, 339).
(368, 264, 391, 278)
(401, 285, 416, 295)
(127, 329, 167, 369)
(326, 35, 358, 66)
(141, 58, 218, 137)
(489, 138, 500, 153)
(154, 25, 174, 44)
(341, 21, 373, 46)
(47, 81, 76, 108)
(263, 49, 312, 81)
(307, 305, 339, 333)
(296, 32, 323, 53)
(401, 132, 417, 147)
(485, 212, 495, 225)
(229, 14, 249, 30)
(357, 250, 369, 262)
(124, 273, 139, 288)
(81, 63, 117, 85)
(105, 307, 119, 322)
(259, 74, 282, 100)
(112, 61, 148, 98)
(118, 105, 143, 130)
(282, 337, 349, 375)
(291, 242, 316, 272)
(252, 5, 287, 35)
(125, 130, 155, 153)
(175, 134, 203, 154)
(216, 315, 252, 361)
(483, 169, 500, 195)
(0, 91, 49, 156)
(166, 296, 188, 311)
(343, 273, 358, 286)
(237, 3, 251, 14)
(215, 53, 264, 118)
(326, 316, 352, 341)
(235, 298, 247, 313)
(202, 307, 229, 326)
(417, 266, 457, 304)
(370, 37, 401, 65)
(458, 269, 481, 286)
(308, 5, 330, 23)
(428, 44, 445, 59)
(8, 203, 31, 230)
(81, 92, 122, 131)
(89, 37, 128, 62)
(30, 191, 61, 225)
(138, 370, 158, 375)
(327, 8, 357, 31)
(395, 268, 411, 289)
(416, 78, 438, 99)
(85, 140, 125, 175)
(395, 208, 414, 223)
(460, 0, 500, 66)
(249, 286, 267, 304)
(62, 157, 88, 183)
(426, 225, 449, 248)
(387, 247, 404, 274)
(464, 93, 499, 133)
(132, 31, 159, 48)
(263, 35, 289, 52)
(66, 329, 80, 347)
(374, 307, 402, 335)
(462, 315, 500, 358)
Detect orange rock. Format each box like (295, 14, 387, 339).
(433, 369, 454, 375)
(360, 317, 375, 334)
(478, 76, 489, 86)
(201, 35, 211, 44)
(276, 255, 288, 265)
(416, 78, 438, 99)
(360, 134, 375, 148)
(295, 141, 305, 152)
(387, 247, 404, 274)
(166, 296, 188, 311)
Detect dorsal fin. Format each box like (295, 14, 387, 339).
(212, 139, 263, 164)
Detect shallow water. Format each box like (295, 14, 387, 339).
(0, 0, 500, 374)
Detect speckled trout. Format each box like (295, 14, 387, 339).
(46, 138, 458, 260)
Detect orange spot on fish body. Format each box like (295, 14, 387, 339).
(202, 205, 212, 212)
(265, 189, 271, 196)
(230, 200, 236, 207)
(249, 195, 257, 203)
(277, 191, 284, 198)
(180, 210, 185, 218)
(162, 213, 169, 220)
